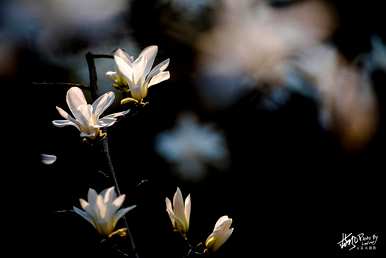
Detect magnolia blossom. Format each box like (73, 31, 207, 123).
(106, 46, 170, 103)
(156, 114, 229, 181)
(165, 187, 191, 237)
(205, 216, 234, 252)
(73, 187, 136, 236)
(52, 87, 129, 139)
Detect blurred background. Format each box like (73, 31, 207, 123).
(2, 0, 385, 257)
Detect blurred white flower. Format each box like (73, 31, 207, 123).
(196, 0, 336, 108)
(52, 87, 129, 139)
(165, 187, 191, 237)
(40, 154, 57, 165)
(73, 187, 136, 236)
(156, 114, 229, 181)
(106, 46, 170, 103)
(294, 45, 378, 149)
(205, 215, 234, 252)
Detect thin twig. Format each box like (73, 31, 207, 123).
(86, 52, 99, 100)
(91, 54, 114, 59)
(102, 137, 140, 258)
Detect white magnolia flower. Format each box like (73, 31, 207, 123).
(73, 187, 136, 236)
(165, 187, 191, 237)
(40, 154, 57, 165)
(205, 216, 234, 252)
(106, 46, 170, 103)
(156, 114, 229, 181)
(52, 87, 129, 139)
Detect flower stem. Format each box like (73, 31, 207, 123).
(102, 137, 139, 258)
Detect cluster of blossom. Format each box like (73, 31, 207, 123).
(50, 45, 233, 256)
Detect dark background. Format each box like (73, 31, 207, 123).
(2, 0, 384, 257)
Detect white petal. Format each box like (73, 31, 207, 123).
(115, 54, 134, 83)
(52, 119, 80, 130)
(103, 187, 116, 204)
(115, 49, 133, 66)
(165, 197, 176, 224)
(96, 195, 107, 219)
(138, 45, 158, 76)
(79, 198, 89, 210)
(184, 194, 191, 225)
(148, 58, 170, 79)
(148, 71, 170, 87)
(76, 104, 94, 127)
(214, 216, 232, 231)
(97, 117, 117, 127)
(41, 154, 57, 165)
(87, 188, 98, 207)
(112, 194, 126, 209)
(173, 187, 185, 226)
(103, 109, 130, 119)
(133, 55, 147, 84)
(73, 206, 96, 228)
(112, 205, 136, 228)
(66, 87, 87, 119)
(92, 92, 115, 119)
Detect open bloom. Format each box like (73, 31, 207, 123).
(52, 87, 129, 139)
(73, 187, 136, 236)
(106, 45, 170, 103)
(165, 187, 191, 237)
(205, 216, 234, 252)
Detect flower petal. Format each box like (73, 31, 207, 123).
(133, 55, 147, 84)
(75, 104, 94, 127)
(103, 109, 130, 119)
(52, 119, 80, 130)
(92, 92, 115, 119)
(173, 187, 186, 227)
(148, 58, 170, 79)
(66, 87, 87, 119)
(97, 117, 117, 127)
(112, 194, 126, 209)
(96, 195, 107, 219)
(112, 205, 136, 228)
(165, 197, 175, 225)
(115, 53, 134, 83)
(115, 48, 133, 66)
(148, 71, 170, 87)
(41, 154, 57, 165)
(214, 216, 232, 231)
(184, 194, 191, 225)
(87, 188, 98, 207)
(73, 206, 96, 228)
(138, 45, 158, 76)
(102, 187, 116, 204)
